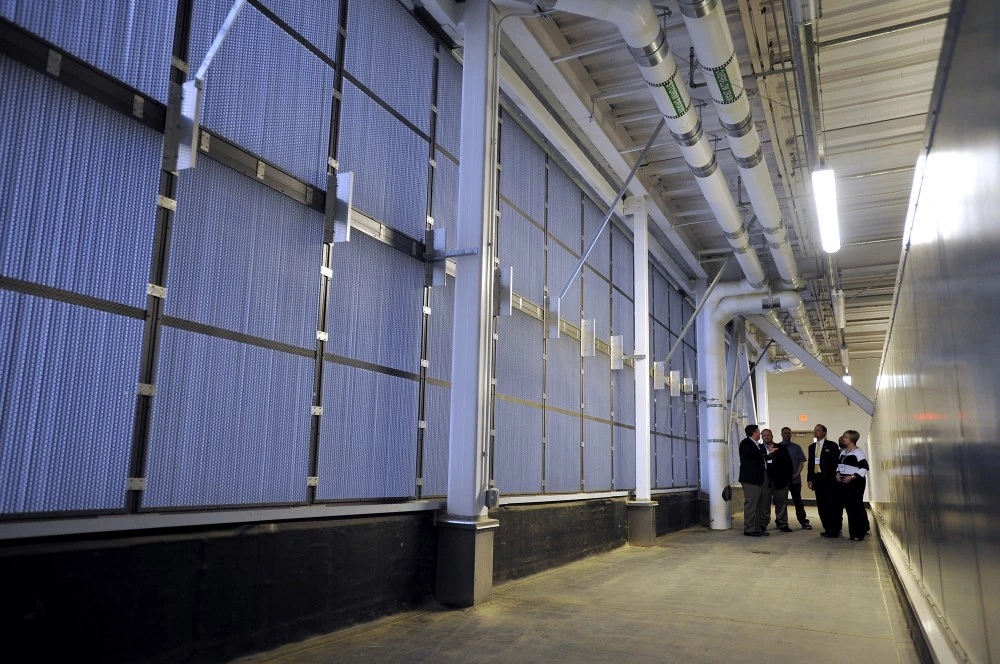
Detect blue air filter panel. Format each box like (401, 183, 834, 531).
(427, 275, 455, 382)
(615, 366, 636, 427)
(346, 0, 434, 133)
(544, 410, 581, 493)
(499, 201, 545, 305)
(327, 233, 423, 374)
(672, 438, 689, 487)
(0, 59, 160, 308)
(613, 425, 636, 490)
(670, 285, 685, 335)
(339, 81, 428, 239)
(546, 162, 582, 253)
(612, 290, 634, 356)
(435, 53, 462, 158)
(259, 0, 340, 60)
(189, 1, 333, 187)
(653, 324, 670, 434)
(421, 383, 450, 497)
(583, 419, 611, 491)
(0, 293, 141, 514)
(687, 440, 699, 486)
(493, 399, 542, 494)
(1, 0, 175, 101)
(499, 119, 546, 227)
(496, 311, 543, 403)
(546, 328, 581, 414)
(653, 268, 669, 326)
(584, 352, 611, 421)
(317, 362, 419, 500)
(168, 158, 323, 349)
(144, 327, 313, 507)
(547, 242, 581, 321)
(654, 434, 673, 489)
(583, 268, 610, 340)
(582, 197, 611, 278)
(432, 153, 459, 252)
(611, 226, 633, 296)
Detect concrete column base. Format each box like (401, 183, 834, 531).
(435, 516, 500, 607)
(627, 500, 657, 546)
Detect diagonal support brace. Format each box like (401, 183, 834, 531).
(747, 314, 875, 416)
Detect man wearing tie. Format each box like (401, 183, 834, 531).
(807, 423, 842, 537)
(738, 424, 770, 537)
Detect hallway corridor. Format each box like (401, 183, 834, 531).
(243, 509, 919, 664)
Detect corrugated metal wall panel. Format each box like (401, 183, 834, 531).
(547, 242, 581, 322)
(260, 0, 339, 61)
(339, 81, 428, 239)
(346, 0, 433, 132)
(546, 163, 581, 253)
(435, 54, 462, 158)
(493, 400, 542, 494)
(1, 0, 175, 101)
(499, 119, 545, 226)
(499, 201, 545, 305)
(582, 198, 610, 278)
(427, 276, 454, 382)
(613, 426, 636, 490)
(0, 59, 160, 308)
(145, 328, 312, 507)
(421, 383, 449, 497)
(546, 334, 581, 414)
(545, 411, 581, 493)
(0, 293, 140, 513)
(583, 354, 611, 421)
(583, 419, 611, 491)
(190, 2, 333, 187)
(317, 362, 418, 500)
(432, 154, 459, 252)
(327, 233, 424, 374)
(496, 311, 543, 403)
(611, 226, 633, 297)
(583, 268, 610, 341)
(168, 158, 323, 349)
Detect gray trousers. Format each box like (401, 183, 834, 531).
(743, 481, 768, 533)
(762, 484, 789, 529)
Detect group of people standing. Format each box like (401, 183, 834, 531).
(738, 423, 870, 541)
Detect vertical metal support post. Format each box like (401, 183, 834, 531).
(126, 0, 195, 513)
(437, 0, 500, 608)
(444, 0, 498, 519)
(630, 197, 651, 503)
(308, 0, 350, 504)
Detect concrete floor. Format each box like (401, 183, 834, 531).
(241, 507, 919, 664)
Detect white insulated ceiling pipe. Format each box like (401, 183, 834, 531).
(677, 0, 802, 291)
(542, 0, 766, 288)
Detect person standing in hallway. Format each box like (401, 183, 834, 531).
(762, 429, 793, 532)
(781, 427, 811, 529)
(807, 424, 841, 537)
(738, 424, 769, 537)
(836, 430, 870, 541)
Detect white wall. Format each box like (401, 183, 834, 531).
(762, 357, 877, 443)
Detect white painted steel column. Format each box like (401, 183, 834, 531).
(629, 196, 652, 502)
(755, 359, 769, 427)
(446, 0, 497, 519)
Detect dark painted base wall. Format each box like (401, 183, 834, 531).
(0, 514, 438, 663)
(1, 492, 702, 662)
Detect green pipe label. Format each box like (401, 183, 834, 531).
(649, 71, 690, 119)
(714, 68, 737, 104)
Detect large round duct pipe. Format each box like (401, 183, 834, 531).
(539, 0, 767, 288)
(701, 283, 812, 529)
(677, 0, 805, 293)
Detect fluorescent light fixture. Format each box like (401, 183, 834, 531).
(843, 373, 853, 386)
(812, 168, 841, 253)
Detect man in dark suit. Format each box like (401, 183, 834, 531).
(807, 423, 842, 537)
(738, 424, 769, 537)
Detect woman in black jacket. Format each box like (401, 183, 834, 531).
(836, 430, 871, 541)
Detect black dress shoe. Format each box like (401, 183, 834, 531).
(779, 526, 793, 532)
(744, 532, 761, 537)
(801, 523, 813, 530)
(820, 531, 841, 538)
(758, 530, 770, 536)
